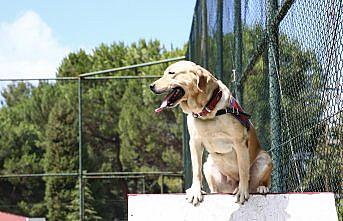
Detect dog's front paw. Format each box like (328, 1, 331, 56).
(186, 186, 204, 206)
(257, 186, 269, 194)
(233, 184, 249, 204)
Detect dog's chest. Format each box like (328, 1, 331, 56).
(202, 136, 235, 154)
(188, 115, 240, 154)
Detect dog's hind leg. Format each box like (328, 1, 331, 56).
(249, 150, 272, 193)
(203, 154, 237, 193)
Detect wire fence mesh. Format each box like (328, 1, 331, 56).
(278, 0, 343, 213)
(188, 0, 342, 218)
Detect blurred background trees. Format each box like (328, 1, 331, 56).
(0, 39, 184, 220)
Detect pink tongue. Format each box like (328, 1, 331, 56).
(155, 100, 168, 113)
(155, 89, 177, 113)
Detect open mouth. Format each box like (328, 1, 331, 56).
(155, 87, 185, 113)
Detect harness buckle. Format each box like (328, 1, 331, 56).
(227, 107, 239, 115)
(235, 108, 239, 115)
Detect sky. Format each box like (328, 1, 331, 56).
(0, 0, 196, 79)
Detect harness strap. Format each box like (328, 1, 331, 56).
(192, 89, 251, 130)
(192, 87, 222, 118)
(215, 98, 251, 129)
(215, 107, 251, 118)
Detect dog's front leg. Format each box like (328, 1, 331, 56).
(186, 138, 204, 206)
(233, 140, 250, 204)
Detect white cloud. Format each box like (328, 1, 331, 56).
(0, 11, 69, 79)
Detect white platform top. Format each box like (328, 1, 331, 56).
(128, 192, 338, 221)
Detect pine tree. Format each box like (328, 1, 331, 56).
(43, 84, 79, 221)
(0, 82, 47, 216)
(67, 181, 102, 221)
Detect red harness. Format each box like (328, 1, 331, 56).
(192, 88, 251, 129)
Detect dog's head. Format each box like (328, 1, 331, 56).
(150, 61, 218, 113)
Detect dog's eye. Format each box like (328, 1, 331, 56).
(168, 71, 175, 75)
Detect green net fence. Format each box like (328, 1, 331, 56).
(187, 0, 342, 218)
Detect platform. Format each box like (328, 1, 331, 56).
(128, 192, 338, 221)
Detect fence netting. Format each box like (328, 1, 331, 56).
(188, 0, 342, 218)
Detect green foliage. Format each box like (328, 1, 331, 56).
(118, 75, 182, 173)
(0, 83, 46, 216)
(243, 58, 270, 148)
(0, 39, 185, 220)
(67, 181, 102, 221)
(57, 50, 93, 77)
(43, 83, 79, 221)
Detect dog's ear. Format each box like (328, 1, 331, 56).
(193, 66, 213, 93)
(197, 74, 207, 92)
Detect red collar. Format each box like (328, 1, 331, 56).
(192, 87, 222, 118)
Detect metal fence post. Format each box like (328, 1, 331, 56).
(160, 175, 164, 193)
(216, 0, 223, 80)
(201, 0, 208, 68)
(267, 0, 282, 192)
(200, 0, 210, 193)
(78, 77, 85, 221)
(182, 114, 192, 190)
(234, 0, 243, 104)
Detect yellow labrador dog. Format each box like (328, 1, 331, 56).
(150, 61, 272, 205)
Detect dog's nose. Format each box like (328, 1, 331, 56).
(150, 84, 155, 92)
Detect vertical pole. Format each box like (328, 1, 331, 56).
(216, 0, 223, 80)
(234, 0, 243, 104)
(183, 49, 192, 191)
(267, 0, 282, 192)
(193, 10, 200, 64)
(201, 0, 208, 68)
(200, 0, 210, 193)
(160, 175, 164, 193)
(142, 177, 146, 193)
(263, 45, 269, 149)
(78, 78, 84, 221)
(182, 114, 192, 190)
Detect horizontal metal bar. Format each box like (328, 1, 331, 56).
(0, 57, 184, 81)
(83, 174, 183, 179)
(0, 171, 183, 178)
(0, 172, 78, 178)
(84, 171, 183, 176)
(84, 75, 162, 80)
(161, 174, 184, 177)
(0, 77, 79, 81)
(80, 56, 186, 77)
(84, 175, 146, 179)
